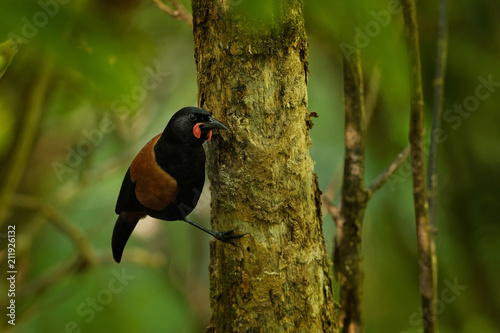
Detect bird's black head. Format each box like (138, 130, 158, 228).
(161, 107, 228, 146)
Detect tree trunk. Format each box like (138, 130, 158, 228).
(191, 0, 337, 332)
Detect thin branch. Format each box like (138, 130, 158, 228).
(0, 57, 54, 228)
(428, 0, 447, 231)
(18, 257, 87, 300)
(364, 65, 381, 126)
(321, 161, 343, 221)
(368, 144, 411, 194)
(153, 0, 193, 27)
(323, 162, 343, 202)
(324, 144, 411, 222)
(0, 39, 22, 79)
(401, 0, 437, 332)
(336, 47, 368, 333)
(4, 195, 166, 330)
(322, 196, 340, 223)
(427, 0, 447, 323)
(11, 194, 95, 267)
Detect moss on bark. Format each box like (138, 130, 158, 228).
(192, 1, 336, 331)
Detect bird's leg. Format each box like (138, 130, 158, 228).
(183, 217, 246, 246)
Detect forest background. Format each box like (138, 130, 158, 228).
(0, 0, 499, 332)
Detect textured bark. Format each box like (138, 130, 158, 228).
(401, 0, 437, 332)
(192, 1, 336, 332)
(334, 50, 369, 333)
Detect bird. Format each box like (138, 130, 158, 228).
(112, 106, 244, 263)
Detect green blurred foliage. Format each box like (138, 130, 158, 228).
(0, 39, 21, 79)
(0, 0, 499, 332)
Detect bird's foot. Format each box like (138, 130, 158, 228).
(213, 229, 247, 247)
(182, 217, 247, 246)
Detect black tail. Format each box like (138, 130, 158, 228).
(112, 214, 140, 263)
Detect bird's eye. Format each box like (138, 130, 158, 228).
(189, 114, 197, 122)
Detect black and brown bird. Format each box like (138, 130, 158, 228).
(112, 107, 243, 263)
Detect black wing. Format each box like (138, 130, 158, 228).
(115, 168, 147, 214)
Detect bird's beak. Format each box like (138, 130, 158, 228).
(199, 117, 228, 131)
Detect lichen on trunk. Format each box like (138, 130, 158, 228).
(192, 0, 336, 332)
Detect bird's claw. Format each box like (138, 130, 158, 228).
(213, 229, 247, 247)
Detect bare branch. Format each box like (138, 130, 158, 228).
(368, 144, 411, 195)
(336, 47, 368, 333)
(427, 0, 447, 325)
(321, 162, 343, 221)
(11, 194, 95, 267)
(0, 58, 53, 228)
(153, 0, 193, 27)
(428, 0, 447, 231)
(401, 0, 438, 332)
(365, 65, 381, 126)
(0, 39, 22, 79)
(322, 195, 340, 223)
